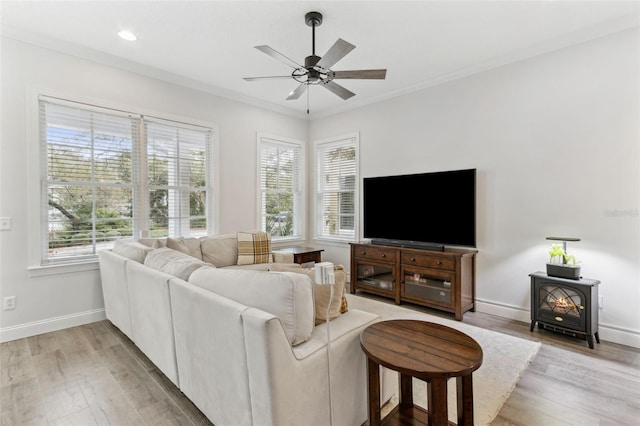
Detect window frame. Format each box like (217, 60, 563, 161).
(31, 93, 218, 269)
(313, 133, 360, 243)
(256, 133, 304, 242)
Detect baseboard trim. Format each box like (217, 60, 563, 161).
(0, 308, 106, 343)
(476, 298, 640, 349)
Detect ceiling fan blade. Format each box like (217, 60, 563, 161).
(316, 38, 355, 70)
(255, 45, 303, 69)
(243, 76, 292, 81)
(286, 83, 308, 100)
(332, 69, 387, 80)
(322, 81, 355, 100)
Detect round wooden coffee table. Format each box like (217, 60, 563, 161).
(360, 319, 483, 426)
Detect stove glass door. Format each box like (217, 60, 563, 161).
(537, 284, 586, 329)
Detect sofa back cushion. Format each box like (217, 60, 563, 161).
(200, 233, 238, 267)
(144, 247, 210, 280)
(188, 266, 314, 345)
(112, 239, 155, 263)
(166, 236, 203, 260)
(138, 238, 166, 248)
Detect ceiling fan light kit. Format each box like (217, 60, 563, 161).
(244, 11, 387, 112)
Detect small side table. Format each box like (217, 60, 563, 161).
(360, 320, 483, 426)
(278, 246, 324, 265)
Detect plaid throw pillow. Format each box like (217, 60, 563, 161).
(237, 232, 272, 265)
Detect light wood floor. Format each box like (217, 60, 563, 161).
(2, 296, 639, 425)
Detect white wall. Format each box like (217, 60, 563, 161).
(0, 37, 307, 340)
(311, 28, 640, 347)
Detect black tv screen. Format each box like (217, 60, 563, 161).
(363, 168, 476, 248)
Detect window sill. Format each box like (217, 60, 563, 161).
(312, 237, 354, 247)
(28, 260, 100, 277)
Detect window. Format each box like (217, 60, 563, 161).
(145, 120, 210, 238)
(40, 96, 213, 264)
(258, 134, 303, 240)
(315, 134, 359, 241)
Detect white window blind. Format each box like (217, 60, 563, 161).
(258, 136, 302, 239)
(40, 100, 136, 263)
(39, 96, 213, 264)
(145, 119, 211, 238)
(316, 136, 358, 240)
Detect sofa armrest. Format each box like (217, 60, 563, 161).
(272, 250, 295, 264)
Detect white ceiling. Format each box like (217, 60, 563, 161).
(2, 1, 639, 119)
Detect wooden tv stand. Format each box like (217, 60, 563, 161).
(350, 243, 478, 320)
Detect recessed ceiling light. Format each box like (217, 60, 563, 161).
(118, 30, 137, 41)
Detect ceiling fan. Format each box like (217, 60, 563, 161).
(243, 11, 387, 110)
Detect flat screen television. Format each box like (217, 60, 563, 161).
(363, 168, 476, 249)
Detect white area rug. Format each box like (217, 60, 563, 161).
(346, 293, 541, 425)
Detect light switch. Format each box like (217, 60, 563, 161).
(0, 217, 11, 230)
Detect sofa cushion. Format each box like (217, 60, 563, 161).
(112, 239, 154, 263)
(144, 247, 210, 280)
(237, 231, 272, 265)
(138, 238, 165, 248)
(200, 233, 238, 267)
(188, 266, 314, 345)
(268, 263, 348, 325)
(166, 236, 203, 260)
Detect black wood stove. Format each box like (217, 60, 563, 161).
(530, 271, 600, 349)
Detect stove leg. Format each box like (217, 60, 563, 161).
(530, 321, 535, 332)
(595, 332, 600, 344)
(587, 335, 594, 349)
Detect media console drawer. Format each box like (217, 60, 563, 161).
(401, 252, 455, 271)
(353, 246, 395, 262)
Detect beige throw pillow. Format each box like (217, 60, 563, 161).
(144, 247, 210, 281)
(237, 232, 272, 265)
(112, 239, 154, 263)
(166, 236, 203, 260)
(268, 264, 348, 325)
(200, 234, 238, 267)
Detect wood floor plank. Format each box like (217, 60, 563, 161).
(1, 338, 32, 366)
(48, 406, 98, 426)
(55, 326, 95, 355)
(78, 366, 144, 426)
(80, 321, 120, 352)
(1, 355, 36, 387)
(27, 331, 61, 356)
(97, 345, 172, 412)
(0, 376, 49, 426)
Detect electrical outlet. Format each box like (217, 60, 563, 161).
(599, 295, 604, 309)
(3, 296, 16, 310)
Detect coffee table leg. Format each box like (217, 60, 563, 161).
(427, 378, 448, 426)
(399, 373, 413, 409)
(456, 374, 474, 426)
(366, 357, 381, 426)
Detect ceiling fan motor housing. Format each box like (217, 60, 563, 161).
(305, 11, 323, 27)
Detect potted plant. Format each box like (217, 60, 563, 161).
(546, 242, 581, 280)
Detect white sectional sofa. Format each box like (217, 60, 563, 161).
(98, 233, 395, 426)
